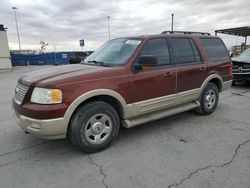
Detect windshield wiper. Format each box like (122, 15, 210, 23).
(87, 60, 107, 67)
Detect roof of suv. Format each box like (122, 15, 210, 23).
(122, 31, 217, 40)
(141, 34, 216, 38)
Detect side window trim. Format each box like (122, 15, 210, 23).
(165, 38, 175, 66)
(189, 39, 203, 63)
(162, 38, 174, 66)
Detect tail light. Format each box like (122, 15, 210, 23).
(228, 61, 232, 75)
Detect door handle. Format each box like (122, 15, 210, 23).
(164, 72, 173, 78)
(200, 67, 206, 71)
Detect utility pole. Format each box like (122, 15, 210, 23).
(12, 7, 21, 50)
(171, 13, 174, 32)
(107, 16, 110, 40)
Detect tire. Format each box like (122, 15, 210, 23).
(69, 101, 120, 153)
(195, 82, 219, 115)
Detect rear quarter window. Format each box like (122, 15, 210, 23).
(201, 38, 230, 62)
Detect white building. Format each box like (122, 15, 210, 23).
(0, 24, 12, 70)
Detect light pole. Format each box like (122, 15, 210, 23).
(12, 7, 21, 51)
(107, 16, 110, 40)
(171, 13, 174, 32)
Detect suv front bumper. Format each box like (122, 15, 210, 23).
(232, 73, 250, 81)
(14, 111, 67, 139)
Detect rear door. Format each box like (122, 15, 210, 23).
(169, 37, 207, 102)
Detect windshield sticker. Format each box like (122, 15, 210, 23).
(125, 40, 141, 45)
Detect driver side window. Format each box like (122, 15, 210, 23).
(141, 39, 171, 66)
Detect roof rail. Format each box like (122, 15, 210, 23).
(161, 31, 211, 36)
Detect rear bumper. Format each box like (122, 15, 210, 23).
(13, 111, 67, 139)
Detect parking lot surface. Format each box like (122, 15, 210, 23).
(0, 66, 250, 188)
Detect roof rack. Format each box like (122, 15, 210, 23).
(161, 31, 211, 36)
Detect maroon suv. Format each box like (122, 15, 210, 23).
(13, 31, 232, 153)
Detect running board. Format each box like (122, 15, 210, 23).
(122, 101, 200, 128)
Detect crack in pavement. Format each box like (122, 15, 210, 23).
(0, 148, 48, 168)
(0, 142, 49, 157)
(231, 92, 250, 99)
(213, 115, 250, 127)
(228, 127, 246, 132)
(167, 139, 250, 188)
(220, 90, 250, 100)
(88, 155, 109, 188)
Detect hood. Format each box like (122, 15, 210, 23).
(19, 64, 106, 86)
(232, 56, 250, 64)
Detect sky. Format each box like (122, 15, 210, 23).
(0, 0, 249, 52)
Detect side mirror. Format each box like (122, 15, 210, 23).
(133, 55, 158, 72)
(138, 55, 158, 66)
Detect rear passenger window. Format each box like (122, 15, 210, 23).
(170, 38, 202, 64)
(140, 39, 170, 65)
(202, 38, 230, 62)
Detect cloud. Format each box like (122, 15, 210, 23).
(0, 0, 249, 51)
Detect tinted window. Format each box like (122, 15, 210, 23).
(141, 39, 170, 65)
(170, 38, 201, 64)
(202, 38, 230, 62)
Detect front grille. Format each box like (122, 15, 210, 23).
(14, 82, 29, 104)
(232, 62, 250, 73)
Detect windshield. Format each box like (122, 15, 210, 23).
(84, 38, 142, 66)
(239, 49, 250, 61)
(233, 49, 250, 62)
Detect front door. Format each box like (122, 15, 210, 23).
(129, 38, 177, 113)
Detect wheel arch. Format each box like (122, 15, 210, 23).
(63, 89, 128, 133)
(208, 78, 222, 92)
(200, 74, 223, 94)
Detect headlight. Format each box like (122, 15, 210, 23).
(31, 87, 62, 104)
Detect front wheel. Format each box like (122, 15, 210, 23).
(69, 101, 120, 153)
(195, 82, 219, 115)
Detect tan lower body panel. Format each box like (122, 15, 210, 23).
(123, 100, 200, 128)
(125, 88, 200, 119)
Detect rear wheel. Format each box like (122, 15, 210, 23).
(69, 101, 120, 153)
(196, 82, 219, 115)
